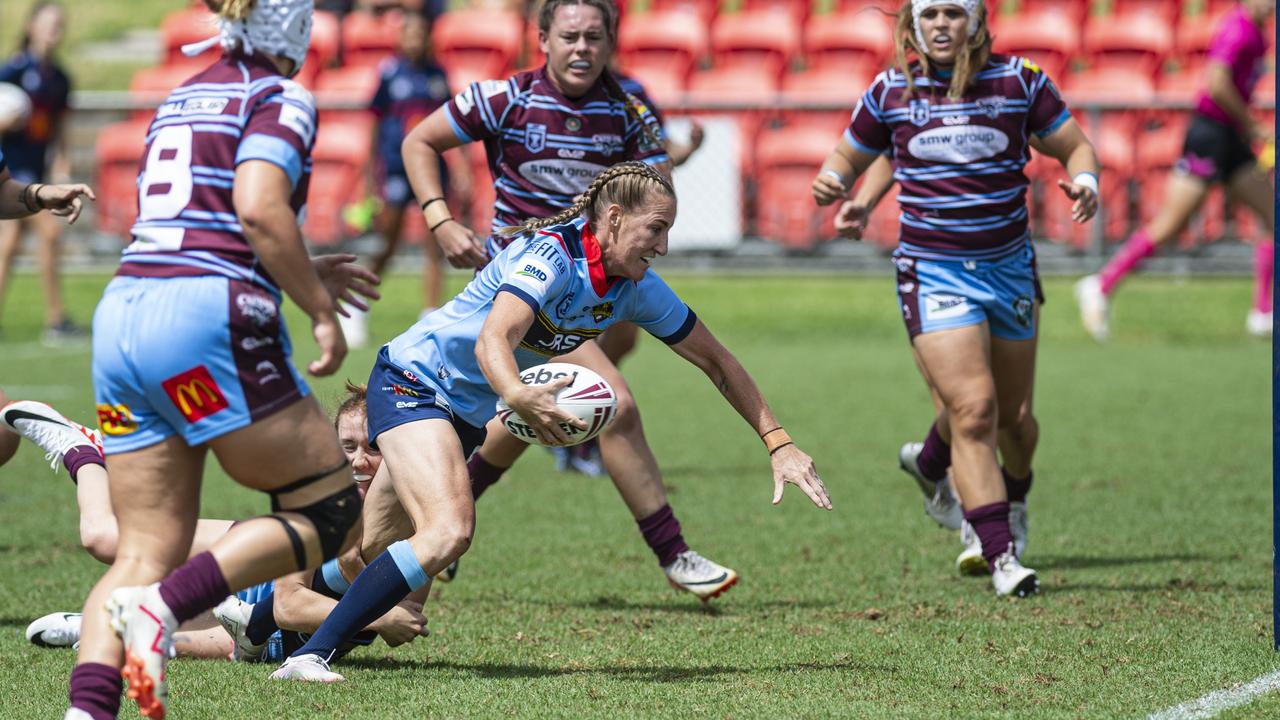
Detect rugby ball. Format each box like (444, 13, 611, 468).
(495, 363, 617, 447)
(0, 83, 31, 133)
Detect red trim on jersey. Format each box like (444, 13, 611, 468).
(581, 222, 622, 297)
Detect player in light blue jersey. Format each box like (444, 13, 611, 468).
(271, 161, 832, 682)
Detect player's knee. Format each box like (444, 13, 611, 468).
(428, 512, 474, 561)
(1000, 410, 1039, 451)
(605, 389, 640, 437)
(79, 522, 119, 564)
(948, 396, 997, 439)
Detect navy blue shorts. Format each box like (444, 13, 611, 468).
(365, 346, 487, 456)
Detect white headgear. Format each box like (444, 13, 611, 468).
(183, 0, 314, 77)
(911, 0, 981, 57)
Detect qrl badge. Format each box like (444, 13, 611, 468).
(909, 98, 931, 127)
(526, 123, 546, 153)
(1013, 296, 1034, 328)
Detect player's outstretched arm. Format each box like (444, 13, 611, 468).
(1032, 118, 1101, 224)
(402, 108, 487, 269)
(0, 167, 95, 222)
(668, 319, 832, 510)
(812, 141, 877, 207)
(476, 292, 587, 446)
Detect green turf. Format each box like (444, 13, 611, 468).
(0, 271, 1272, 718)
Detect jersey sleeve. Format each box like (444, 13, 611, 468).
(1206, 18, 1248, 66)
(496, 234, 574, 314)
(1022, 59, 1072, 138)
(844, 73, 892, 156)
(443, 78, 515, 145)
(629, 271, 697, 345)
(235, 79, 317, 190)
(623, 93, 670, 165)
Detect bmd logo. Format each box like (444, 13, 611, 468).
(162, 366, 229, 423)
(517, 264, 548, 282)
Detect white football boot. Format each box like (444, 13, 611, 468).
(64, 710, 95, 720)
(108, 584, 177, 719)
(991, 545, 1040, 598)
(1247, 310, 1273, 338)
(1, 400, 102, 474)
(898, 442, 962, 530)
(270, 653, 346, 682)
(956, 521, 987, 576)
(212, 596, 265, 661)
(27, 612, 82, 649)
(664, 550, 738, 602)
(1074, 274, 1110, 343)
(1009, 501, 1028, 558)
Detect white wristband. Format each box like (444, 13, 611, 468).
(821, 169, 848, 191)
(1072, 172, 1099, 194)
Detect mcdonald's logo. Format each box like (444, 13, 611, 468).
(161, 365, 229, 423)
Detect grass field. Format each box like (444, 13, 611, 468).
(0, 270, 1272, 718)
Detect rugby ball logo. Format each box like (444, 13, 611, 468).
(495, 363, 617, 447)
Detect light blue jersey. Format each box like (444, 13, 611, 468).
(382, 217, 696, 429)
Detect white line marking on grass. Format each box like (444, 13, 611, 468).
(1147, 669, 1280, 720)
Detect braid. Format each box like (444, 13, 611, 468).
(500, 161, 674, 238)
(217, 0, 256, 20)
(600, 68, 665, 154)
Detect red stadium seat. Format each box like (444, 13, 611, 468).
(312, 65, 381, 121)
(710, 9, 801, 81)
(161, 5, 220, 65)
(754, 125, 839, 248)
(129, 61, 208, 119)
(619, 65, 685, 107)
(991, 10, 1080, 80)
(311, 10, 341, 71)
(803, 9, 894, 75)
(304, 116, 375, 246)
(647, 0, 719, 25)
(617, 10, 709, 84)
(433, 9, 522, 86)
(739, 0, 810, 26)
(1063, 66, 1157, 104)
(342, 11, 401, 69)
(1011, 0, 1088, 24)
(687, 65, 779, 103)
(94, 119, 150, 238)
(1156, 61, 1205, 103)
(1110, 0, 1180, 24)
(1083, 12, 1174, 77)
(780, 66, 870, 133)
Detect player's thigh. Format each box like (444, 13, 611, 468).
(359, 462, 415, 559)
(377, 419, 474, 533)
(990, 334, 1037, 425)
(0, 218, 20, 257)
(209, 394, 347, 499)
(1148, 173, 1211, 242)
(911, 324, 997, 413)
(1226, 164, 1275, 228)
(106, 436, 206, 569)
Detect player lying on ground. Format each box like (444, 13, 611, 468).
(269, 161, 831, 683)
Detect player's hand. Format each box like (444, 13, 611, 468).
(1056, 179, 1098, 224)
(833, 200, 871, 240)
(312, 253, 382, 316)
(505, 375, 586, 446)
(687, 121, 705, 153)
(811, 171, 847, 206)
(770, 444, 831, 510)
(432, 218, 488, 269)
(373, 601, 429, 646)
(308, 310, 347, 377)
(36, 183, 96, 225)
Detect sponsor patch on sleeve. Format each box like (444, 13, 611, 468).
(508, 256, 557, 298)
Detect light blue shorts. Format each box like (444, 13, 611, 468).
(894, 243, 1040, 341)
(91, 275, 309, 454)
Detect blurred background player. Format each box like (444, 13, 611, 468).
(1075, 0, 1276, 341)
(63, 0, 377, 717)
(340, 13, 471, 348)
(395, 0, 742, 602)
(270, 161, 830, 682)
(0, 1, 83, 343)
(813, 0, 1099, 597)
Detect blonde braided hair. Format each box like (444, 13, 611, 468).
(216, 0, 256, 19)
(501, 161, 674, 238)
(893, 1, 991, 100)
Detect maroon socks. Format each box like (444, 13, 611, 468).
(467, 452, 506, 502)
(1002, 469, 1033, 504)
(68, 662, 122, 720)
(965, 501, 1014, 572)
(157, 551, 231, 624)
(916, 422, 950, 482)
(637, 504, 688, 567)
(63, 445, 105, 485)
